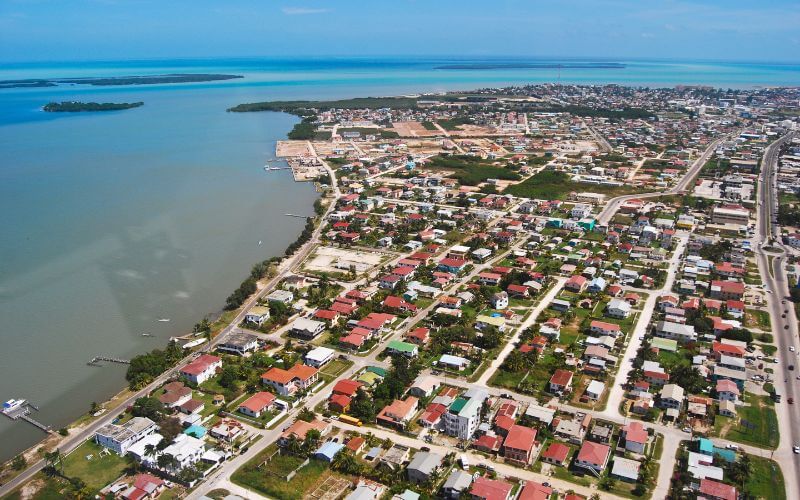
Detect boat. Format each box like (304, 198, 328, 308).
(157, 318, 170, 322)
(141, 332, 153, 337)
(2, 399, 26, 413)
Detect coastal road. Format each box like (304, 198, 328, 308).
(753, 132, 799, 500)
(596, 136, 726, 225)
(0, 164, 343, 498)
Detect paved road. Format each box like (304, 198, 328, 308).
(596, 137, 726, 225)
(753, 132, 799, 500)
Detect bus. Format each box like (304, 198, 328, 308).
(339, 414, 363, 426)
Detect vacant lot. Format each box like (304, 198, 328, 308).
(304, 246, 388, 275)
(713, 394, 779, 449)
(506, 169, 649, 200)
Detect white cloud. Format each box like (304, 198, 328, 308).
(282, 7, 330, 15)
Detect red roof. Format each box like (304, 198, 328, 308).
(474, 433, 504, 452)
(340, 333, 366, 347)
(329, 394, 351, 410)
(541, 442, 570, 463)
(470, 476, 513, 500)
(504, 424, 537, 452)
(550, 369, 573, 387)
(332, 379, 362, 397)
(518, 482, 552, 500)
(577, 441, 610, 467)
(711, 280, 745, 294)
(712, 341, 745, 356)
(181, 354, 221, 376)
(715, 379, 740, 395)
(440, 258, 467, 268)
(240, 392, 276, 412)
(494, 415, 515, 432)
(590, 320, 621, 332)
(622, 421, 648, 444)
(699, 478, 737, 500)
(314, 309, 339, 320)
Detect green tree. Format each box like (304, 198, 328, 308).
(131, 397, 164, 420)
(11, 454, 27, 470)
(159, 417, 183, 442)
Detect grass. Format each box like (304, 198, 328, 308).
(505, 169, 650, 200)
(320, 358, 353, 377)
(424, 155, 521, 186)
(62, 439, 129, 491)
(745, 455, 785, 500)
(713, 394, 779, 449)
(232, 445, 337, 500)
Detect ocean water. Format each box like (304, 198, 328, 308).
(0, 57, 797, 461)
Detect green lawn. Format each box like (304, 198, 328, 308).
(506, 169, 652, 200)
(746, 455, 785, 500)
(320, 358, 353, 377)
(63, 439, 129, 491)
(713, 394, 779, 449)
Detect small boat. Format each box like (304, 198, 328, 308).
(258, 240, 262, 245)
(2, 399, 26, 413)
(157, 318, 170, 322)
(141, 332, 153, 337)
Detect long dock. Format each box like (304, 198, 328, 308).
(2, 402, 52, 433)
(88, 356, 131, 366)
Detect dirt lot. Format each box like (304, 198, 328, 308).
(277, 140, 314, 157)
(391, 121, 440, 137)
(303, 246, 389, 275)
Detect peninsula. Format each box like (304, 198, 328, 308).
(43, 101, 144, 112)
(0, 73, 243, 89)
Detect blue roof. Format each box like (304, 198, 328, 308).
(697, 438, 713, 454)
(713, 447, 737, 463)
(315, 441, 345, 461)
(184, 425, 206, 438)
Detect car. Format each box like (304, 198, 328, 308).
(542, 482, 550, 488)
(783, 314, 787, 318)
(793, 446, 800, 454)
(421, 446, 430, 452)
(726, 444, 739, 450)
(791, 346, 796, 352)
(790, 365, 795, 371)
(639, 335, 645, 341)
(682, 426, 692, 433)
(790, 398, 795, 404)
(785, 325, 790, 330)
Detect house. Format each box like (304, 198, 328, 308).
(290, 317, 326, 339)
(611, 457, 641, 482)
(314, 441, 345, 462)
(587, 277, 607, 293)
(209, 418, 246, 442)
(709, 280, 745, 301)
(469, 476, 513, 500)
(439, 354, 470, 371)
(267, 289, 295, 304)
(159, 382, 192, 408)
(584, 380, 605, 400)
(507, 284, 530, 298)
(550, 299, 571, 312)
(575, 441, 611, 473)
(518, 481, 553, 500)
(478, 272, 502, 286)
(589, 320, 621, 337)
(383, 295, 418, 313)
(539, 317, 562, 340)
(244, 305, 270, 326)
(549, 369, 574, 394)
(95, 417, 157, 455)
(406, 452, 443, 484)
(718, 399, 737, 417)
(178, 398, 204, 415)
(261, 364, 319, 396)
(278, 418, 330, 447)
(443, 469, 473, 499)
(347, 479, 387, 500)
(540, 442, 570, 466)
(491, 292, 509, 310)
(409, 376, 439, 398)
(386, 340, 419, 358)
(621, 421, 648, 454)
(218, 332, 259, 356)
(715, 379, 740, 403)
(377, 397, 419, 428)
(406, 327, 430, 345)
(503, 425, 537, 464)
(699, 478, 737, 500)
(121, 473, 165, 500)
(239, 392, 276, 418)
(475, 315, 506, 332)
(180, 354, 221, 385)
(655, 321, 697, 343)
(305, 346, 336, 368)
(606, 298, 631, 319)
(565, 275, 588, 293)
(659, 383, 685, 410)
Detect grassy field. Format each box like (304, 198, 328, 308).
(713, 394, 779, 449)
(424, 155, 521, 185)
(505, 169, 650, 200)
(232, 446, 338, 500)
(63, 439, 129, 491)
(745, 455, 785, 500)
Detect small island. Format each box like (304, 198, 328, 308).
(43, 101, 144, 112)
(1, 73, 243, 89)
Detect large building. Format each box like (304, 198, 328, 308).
(711, 206, 749, 226)
(95, 417, 157, 455)
(443, 388, 487, 440)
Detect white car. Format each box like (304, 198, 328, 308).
(791, 347, 796, 352)
(794, 446, 800, 454)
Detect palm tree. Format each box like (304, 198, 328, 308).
(144, 443, 158, 464)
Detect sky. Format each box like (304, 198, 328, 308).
(1, 0, 799, 63)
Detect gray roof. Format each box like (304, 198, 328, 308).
(443, 469, 473, 492)
(611, 457, 641, 480)
(407, 451, 442, 475)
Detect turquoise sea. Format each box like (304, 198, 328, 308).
(0, 57, 798, 460)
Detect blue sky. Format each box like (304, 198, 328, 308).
(1, 0, 798, 62)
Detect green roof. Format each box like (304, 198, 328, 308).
(651, 337, 678, 352)
(386, 340, 417, 354)
(449, 397, 467, 414)
(366, 366, 387, 377)
(357, 372, 382, 386)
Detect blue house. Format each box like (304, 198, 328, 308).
(315, 441, 345, 462)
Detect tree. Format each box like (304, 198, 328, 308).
(303, 429, 321, 454)
(297, 407, 315, 422)
(131, 397, 164, 420)
(350, 389, 377, 422)
(43, 449, 63, 476)
(218, 364, 241, 389)
(159, 417, 183, 443)
(157, 453, 178, 472)
(144, 444, 158, 463)
(89, 401, 100, 414)
(502, 350, 526, 373)
(599, 476, 616, 491)
(11, 454, 27, 470)
(331, 451, 363, 475)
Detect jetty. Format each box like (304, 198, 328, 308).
(88, 356, 131, 366)
(285, 213, 308, 218)
(263, 166, 292, 172)
(2, 399, 52, 433)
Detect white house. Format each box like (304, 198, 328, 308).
(95, 417, 157, 455)
(305, 346, 336, 368)
(606, 299, 631, 319)
(180, 354, 222, 385)
(244, 305, 271, 326)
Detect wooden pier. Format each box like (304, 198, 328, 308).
(2, 401, 52, 433)
(88, 356, 131, 366)
(285, 213, 309, 218)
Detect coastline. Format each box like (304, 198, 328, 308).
(0, 112, 323, 479)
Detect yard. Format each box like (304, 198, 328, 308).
(745, 455, 785, 500)
(712, 394, 779, 449)
(232, 445, 345, 500)
(62, 439, 129, 492)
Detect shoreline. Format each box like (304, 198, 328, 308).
(0, 113, 322, 476)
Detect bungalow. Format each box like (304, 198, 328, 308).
(121, 474, 165, 500)
(290, 317, 326, 339)
(606, 298, 631, 319)
(621, 421, 648, 454)
(655, 321, 697, 343)
(239, 392, 276, 418)
(644, 370, 670, 386)
(540, 442, 570, 467)
(476, 315, 506, 332)
(305, 346, 336, 368)
(278, 418, 330, 447)
(611, 457, 641, 483)
(439, 258, 468, 274)
(589, 320, 621, 337)
(383, 295, 418, 313)
(180, 354, 222, 385)
(709, 280, 745, 301)
(244, 305, 271, 326)
(478, 272, 502, 286)
(550, 299, 571, 312)
(469, 476, 513, 500)
(506, 284, 530, 298)
(699, 478, 738, 500)
(564, 275, 588, 293)
(659, 383, 685, 410)
(406, 452, 443, 485)
(587, 277, 607, 293)
(386, 340, 419, 358)
(314, 309, 341, 325)
(406, 327, 430, 345)
(377, 397, 419, 429)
